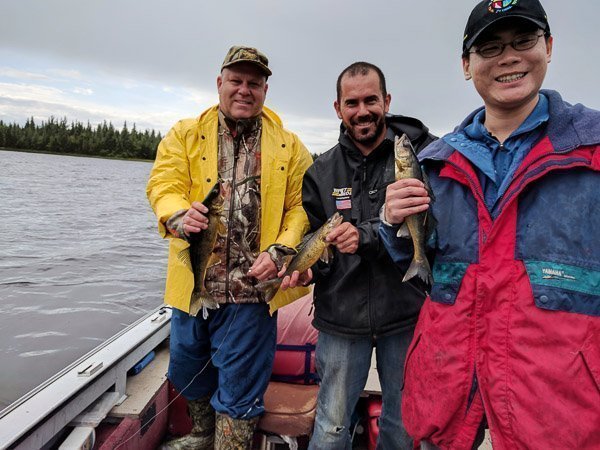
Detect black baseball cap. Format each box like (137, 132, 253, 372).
(463, 0, 550, 54)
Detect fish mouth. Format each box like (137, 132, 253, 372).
(329, 212, 343, 227)
(495, 72, 526, 83)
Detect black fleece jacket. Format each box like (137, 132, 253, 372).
(303, 114, 436, 338)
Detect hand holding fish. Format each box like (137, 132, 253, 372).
(389, 134, 435, 284)
(325, 222, 359, 254)
(255, 212, 343, 302)
(279, 267, 313, 290)
(183, 201, 210, 235)
(384, 179, 430, 225)
(248, 251, 278, 282)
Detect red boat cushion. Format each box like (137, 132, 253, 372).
(271, 292, 319, 384)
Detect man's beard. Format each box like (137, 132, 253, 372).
(346, 115, 385, 145)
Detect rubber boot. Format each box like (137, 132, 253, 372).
(214, 412, 259, 450)
(160, 395, 215, 450)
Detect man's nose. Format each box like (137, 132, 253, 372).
(498, 45, 522, 65)
(357, 102, 370, 116)
(238, 82, 251, 95)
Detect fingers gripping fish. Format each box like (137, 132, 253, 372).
(394, 134, 434, 285)
(256, 212, 343, 302)
(188, 182, 226, 317)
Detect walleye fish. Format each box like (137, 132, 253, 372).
(394, 134, 434, 285)
(188, 182, 225, 317)
(256, 212, 343, 302)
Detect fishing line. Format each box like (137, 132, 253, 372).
(114, 302, 241, 449)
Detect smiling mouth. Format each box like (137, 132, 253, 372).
(496, 73, 526, 83)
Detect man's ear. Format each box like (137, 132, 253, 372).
(546, 35, 553, 63)
(334, 100, 343, 120)
(462, 56, 472, 81)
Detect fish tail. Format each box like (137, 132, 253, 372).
(255, 278, 282, 303)
(402, 256, 433, 285)
(189, 290, 219, 317)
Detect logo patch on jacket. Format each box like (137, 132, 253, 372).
(542, 267, 576, 281)
(332, 187, 352, 210)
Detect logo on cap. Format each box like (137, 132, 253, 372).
(488, 0, 519, 13)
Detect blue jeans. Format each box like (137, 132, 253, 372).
(168, 303, 277, 419)
(308, 329, 414, 450)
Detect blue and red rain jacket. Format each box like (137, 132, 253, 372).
(381, 90, 600, 449)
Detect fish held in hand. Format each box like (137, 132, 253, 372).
(256, 212, 343, 302)
(394, 134, 434, 285)
(188, 182, 225, 317)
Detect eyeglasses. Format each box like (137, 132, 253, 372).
(470, 32, 545, 58)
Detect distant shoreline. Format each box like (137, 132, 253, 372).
(0, 147, 154, 163)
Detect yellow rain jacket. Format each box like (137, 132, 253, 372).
(147, 105, 312, 313)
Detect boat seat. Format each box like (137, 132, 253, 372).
(257, 381, 319, 448)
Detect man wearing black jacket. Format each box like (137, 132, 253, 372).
(288, 62, 436, 449)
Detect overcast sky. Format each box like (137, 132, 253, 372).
(1, 0, 598, 154)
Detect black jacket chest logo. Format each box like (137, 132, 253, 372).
(332, 187, 352, 210)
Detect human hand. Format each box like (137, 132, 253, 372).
(279, 267, 313, 291)
(248, 251, 278, 282)
(183, 202, 209, 235)
(384, 179, 430, 225)
(326, 222, 359, 254)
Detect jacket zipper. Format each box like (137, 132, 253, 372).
(438, 159, 487, 409)
(361, 157, 375, 337)
(225, 138, 240, 301)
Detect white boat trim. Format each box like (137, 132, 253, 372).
(0, 305, 171, 449)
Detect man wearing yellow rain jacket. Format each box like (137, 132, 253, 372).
(147, 46, 312, 449)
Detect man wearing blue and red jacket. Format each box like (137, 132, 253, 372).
(380, 1, 600, 449)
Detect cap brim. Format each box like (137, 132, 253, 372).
(221, 60, 272, 76)
(464, 15, 548, 53)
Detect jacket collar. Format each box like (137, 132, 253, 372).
(338, 113, 432, 161)
(419, 89, 600, 163)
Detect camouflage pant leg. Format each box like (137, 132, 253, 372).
(214, 412, 259, 450)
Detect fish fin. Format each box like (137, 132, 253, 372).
(189, 290, 220, 317)
(402, 256, 433, 285)
(298, 232, 314, 250)
(207, 252, 221, 268)
(320, 246, 334, 264)
(217, 218, 227, 236)
(255, 278, 282, 303)
(177, 249, 192, 269)
(396, 222, 411, 238)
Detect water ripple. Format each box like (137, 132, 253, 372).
(0, 150, 167, 410)
(14, 331, 69, 339)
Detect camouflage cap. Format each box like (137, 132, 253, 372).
(221, 46, 272, 77)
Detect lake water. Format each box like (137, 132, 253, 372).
(0, 150, 168, 410)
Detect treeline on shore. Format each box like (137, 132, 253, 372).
(0, 117, 162, 160)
